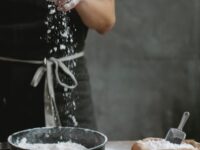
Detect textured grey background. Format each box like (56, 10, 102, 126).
(85, 0, 200, 141)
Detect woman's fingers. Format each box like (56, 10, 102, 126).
(63, 1, 76, 11)
(50, 0, 80, 12)
(57, 0, 71, 7)
(55, 0, 80, 12)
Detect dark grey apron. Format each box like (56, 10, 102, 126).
(0, 0, 96, 142)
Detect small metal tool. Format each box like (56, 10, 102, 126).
(165, 112, 190, 144)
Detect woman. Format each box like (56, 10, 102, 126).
(0, 0, 115, 142)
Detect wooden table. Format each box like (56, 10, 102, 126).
(106, 141, 134, 150)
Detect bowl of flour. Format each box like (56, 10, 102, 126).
(7, 127, 107, 150)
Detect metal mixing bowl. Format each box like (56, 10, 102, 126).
(7, 127, 107, 150)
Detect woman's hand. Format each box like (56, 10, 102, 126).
(51, 0, 116, 34)
(55, 0, 81, 12)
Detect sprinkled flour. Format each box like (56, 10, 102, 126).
(44, 1, 79, 126)
(138, 139, 197, 150)
(17, 138, 87, 150)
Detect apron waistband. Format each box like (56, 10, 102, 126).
(0, 51, 84, 127)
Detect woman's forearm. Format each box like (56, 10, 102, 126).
(75, 0, 116, 34)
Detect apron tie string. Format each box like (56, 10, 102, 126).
(0, 51, 84, 126)
(31, 56, 79, 98)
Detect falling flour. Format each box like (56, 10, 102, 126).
(44, 1, 79, 126)
(17, 138, 87, 150)
(137, 139, 197, 150)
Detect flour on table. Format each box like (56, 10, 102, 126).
(138, 139, 197, 150)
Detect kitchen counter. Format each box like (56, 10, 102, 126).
(106, 141, 134, 150)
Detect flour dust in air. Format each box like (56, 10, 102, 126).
(44, 1, 79, 126)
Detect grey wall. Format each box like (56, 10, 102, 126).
(85, 0, 200, 141)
